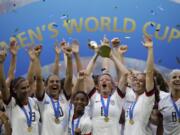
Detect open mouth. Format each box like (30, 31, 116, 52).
(52, 85, 58, 90)
(173, 81, 180, 86)
(102, 84, 107, 88)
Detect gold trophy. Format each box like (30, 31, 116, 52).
(98, 36, 111, 57)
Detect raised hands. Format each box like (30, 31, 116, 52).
(60, 40, 72, 57)
(111, 37, 121, 47)
(118, 45, 128, 55)
(9, 40, 19, 56)
(77, 70, 88, 80)
(34, 45, 42, 57)
(71, 39, 80, 54)
(142, 35, 153, 48)
(101, 35, 110, 46)
(0, 47, 7, 63)
(28, 47, 37, 61)
(54, 40, 61, 55)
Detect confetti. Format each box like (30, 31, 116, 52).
(150, 10, 156, 15)
(124, 36, 131, 39)
(150, 23, 155, 27)
(52, 23, 58, 27)
(158, 5, 165, 11)
(176, 57, 180, 64)
(66, 19, 71, 24)
(60, 14, 68, 20)
(156, 28, 160, 31)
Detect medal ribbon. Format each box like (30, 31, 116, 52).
(71, 117, 81, 135)
(21, 101, 32, 127)
(100, 95, 111, 118)
(128, 101, 136, 121)
(170, 96, 180, 120)
(50, 97, 61, 118)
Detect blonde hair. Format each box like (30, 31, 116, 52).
(169, 69, 180, 79)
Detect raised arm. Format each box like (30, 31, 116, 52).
(62, 46, 73, 97)
(28, 47, 44, 100)
(6, 40, 18, 88)
(86, 52, 99, 76)
(0, 48, 11, 104)
(143, 35, 154, 92)
(72, 70, 86, 95)
(110, 50, 129, 94)
(27, 45, 42, 85)
(111, 38, 128, 81)
(71, 39, 83, 72)
(52, 41, 61, 75)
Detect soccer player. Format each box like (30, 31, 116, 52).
(81, 37, 129, 135)
(124, 35, 155, 135)
(35, 41, 73, 135)
(68, 91, 92, 135)
(157, 69, 180, 135)
(0, 47, 40, 135)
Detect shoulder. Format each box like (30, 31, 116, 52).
(159, 91, 169, 100)
(158, 93, 171, 109)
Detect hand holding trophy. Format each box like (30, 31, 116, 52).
(98, 35, 111, 57)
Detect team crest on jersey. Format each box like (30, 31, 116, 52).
(110, 100, 115, 105)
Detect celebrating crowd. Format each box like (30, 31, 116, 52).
(0, 35, 179, 135)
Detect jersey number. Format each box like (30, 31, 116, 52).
(59, 106, 64, 117)
(172, 112, 177, 122)
(32, 112, 36, 122)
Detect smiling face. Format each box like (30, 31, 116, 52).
(73, 92, 88, 114)
(169, 70, 180, 92)
(46, 75, 61, 99)
(98, 74, 113, 96)
(131, 73, 146, 95)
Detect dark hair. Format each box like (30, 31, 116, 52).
(72, 91, 89, 106)
(98, 73, 113, 82)
(60, 78, 65, 89)
(45, 74, 60, 86)
(10, 77, 26, 107)
(154, 69, 169, 92)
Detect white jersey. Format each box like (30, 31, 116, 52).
(6, 97, 40, 135)
(37, 93, 69, 135)
(124, 90, 155, 135)
(150, 91, 169, 135)
(159, 93, 180, 135)
(67, 105, 92, 135)
(89, 88, 124, 135)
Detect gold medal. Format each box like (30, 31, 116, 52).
(104, 117, 109, 122)
(55, 118, 60, 124)
(129, 119, 134, 125)
(27, 126, 32, 132)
